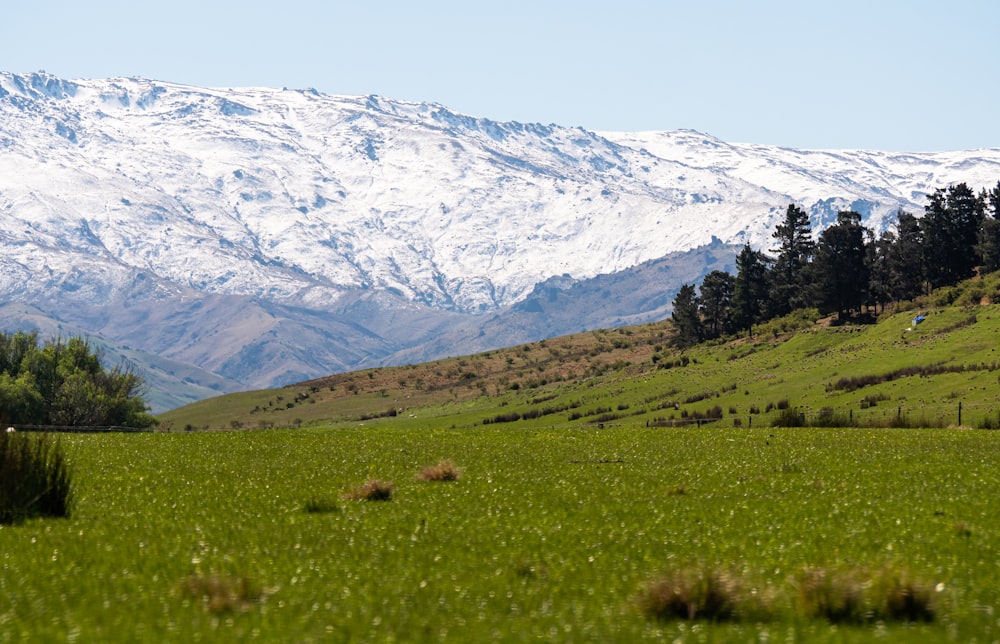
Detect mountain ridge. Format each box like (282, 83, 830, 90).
(2, 71, 998, 409)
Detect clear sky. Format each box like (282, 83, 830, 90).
(2, 0, 997, 151)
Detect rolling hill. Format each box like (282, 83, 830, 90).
(160, 272, 1000, 432)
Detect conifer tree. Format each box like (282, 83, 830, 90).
(887, 210, 926, 301)
(670, 283, 703, 348)
(977, 181, 1000, 273)
(769, 204, 815, 316)
(812, 211, 870, 320)
(698, 270, 735, 339)
(922, 183, 985, 288)
(732, 244, 770, 336)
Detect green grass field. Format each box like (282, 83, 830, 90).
(2, 425, 999, 641)
(7, 277, 1000, 640)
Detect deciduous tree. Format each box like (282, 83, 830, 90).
(0, 332, 156, 428)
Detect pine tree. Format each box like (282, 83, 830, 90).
(670, 284, 703, 348)
(812, 211, 870, 320)
(769, 204, 815, 316)
(698, 270, 735, 339)
(988, 181, 1000, 219)
(977, 181, 1000, 273)
(887, 210, 926, 301)
(732, 244, 770, 336)
(922, 183, 985, 288)
(868, 228, 892, 312)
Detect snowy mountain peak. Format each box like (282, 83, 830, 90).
(2, 72, 999, 402)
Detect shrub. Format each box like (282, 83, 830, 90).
(771, 408, 806, 427)
(418, 460, 462, 482)
(811, 408, 855, 427)
(345, 479, 394, 501)
(483, 411, 521, 425)
(0, 431, 72, 524)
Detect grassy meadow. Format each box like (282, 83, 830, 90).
(5, 274, 1000, 640)
(3, 425, 1000, 641)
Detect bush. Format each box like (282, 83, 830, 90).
(771, 408, 806, 427)
(811, 408, 855, 427)
(0, 332, 156, 428)
(0, 431, 73, 524)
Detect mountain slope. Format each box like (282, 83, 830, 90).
(2, 71, 999, 406)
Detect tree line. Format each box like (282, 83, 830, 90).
(671, 181, 1000, 347)
(0, 332, 157, 428)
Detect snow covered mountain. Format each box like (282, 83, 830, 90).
(2, 71, 998, 410)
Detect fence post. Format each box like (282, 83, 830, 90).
(958, 402, 962, 426)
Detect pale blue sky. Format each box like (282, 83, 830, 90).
(3, 0, 997, 151)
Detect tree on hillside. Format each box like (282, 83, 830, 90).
(670, 284, 703, 348)
(868, 228, 893, 313)
(732, 244, 771, 336)
(977, 181, 1000, 273)
(986, 181, 1000, 219)
(812, 211, 870, 320)
(698, 270, 735, 339)
(0, 332, 156, 428)
(885, 210, 927, 301)
(769, 204, 815, 316)
(922, 183, 985, 288)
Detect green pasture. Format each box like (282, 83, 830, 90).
(2, 425, 999, 641)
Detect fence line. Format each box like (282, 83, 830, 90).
(645, 401, 1000, 429)
(7, 425, 154, 434)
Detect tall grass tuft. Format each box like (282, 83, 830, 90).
(795, 565, 936, 623)
(178, 574, 263, 614)
(638, 567, 763, 622)
(0, 431, 73, 524)
(874, 567, 936, 622)
(303, 497, 340, 514)
(418, 460, 462, 482)
(795, 567, 867, 623)
(345, 479, 394, 501)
